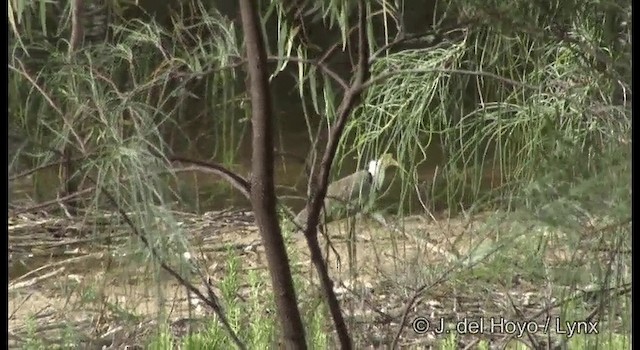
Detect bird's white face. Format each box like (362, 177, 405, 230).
(367, 159, 381, 177)
(367, 153, 398, 190)
(367, 159, 387, 190)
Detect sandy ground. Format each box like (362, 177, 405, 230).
(8, 209, 630, 348)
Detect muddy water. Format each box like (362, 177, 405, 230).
(9, 149, 449, 217)
(8, 128, 504, 217)
(8, 72, 455, 213)
(9, 113, 507, 283)
(9, 120, 447, 215)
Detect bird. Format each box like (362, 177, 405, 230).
(294, 153, 400, 228)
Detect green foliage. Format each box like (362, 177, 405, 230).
(8, 0, 630, 348)
(9, 0, 244, 211)
(334, 0, 630, 217)
(147, 326, 175, 350)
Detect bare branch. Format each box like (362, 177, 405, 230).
(268, 56, 348, 90)
(299, 2, 374, 349)
(172, 55, 348, 91)
(7, 135, 252, 212)
(10, 187, 95, 216)
(304, 1, 371, 238)
(168, 156, 251, 199)
(68, 0, 84, 55)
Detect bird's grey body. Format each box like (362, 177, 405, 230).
(294, 154, 398, 228)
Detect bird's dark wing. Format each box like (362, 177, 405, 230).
(296, 169, 374, 225)
(346, 170, 373, 201)
(326, 170, 370, 202)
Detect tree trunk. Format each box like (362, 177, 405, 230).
(238, 1, 307, 348)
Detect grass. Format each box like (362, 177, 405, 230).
(10, 188, 628, 349)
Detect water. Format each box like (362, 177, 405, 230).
(8, 124, 492, 215)
(8, 111, 506, 282)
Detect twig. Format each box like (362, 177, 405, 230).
(10, 187, 95, 216)
(9, 267, 66, 291)
(167, 155, 251, 199)
(9, 153, 95, 182)
(11, 253, 103, 285)
(173, 55, 349, 90)
(299, 2, 373, 349)
(8, 293, 33, 321)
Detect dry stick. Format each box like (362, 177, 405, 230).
(461, 339, 482, 350)
(10, 187, 95, 216)
(9, 154, 93, 182)
(168, 156, 251, 199)
(301, 2, 371, 349)
(8, 293, 33, 321)
(173, 55, 348, 91)
(7, 133, 249, 196)
(168, 161, 299, 231)
(9, 267, 66, 291)
(60, 0, 86, 214)
(8, 154, 248, 216)
(10, 236, 106, 250)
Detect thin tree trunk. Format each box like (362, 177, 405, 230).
(238, 1, 307, 348)
(61, 0, 85, 215)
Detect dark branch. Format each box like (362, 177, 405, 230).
(168, 156, 251, 199)
(299, 2, 373, 349)
(239, 0, 307, 347)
